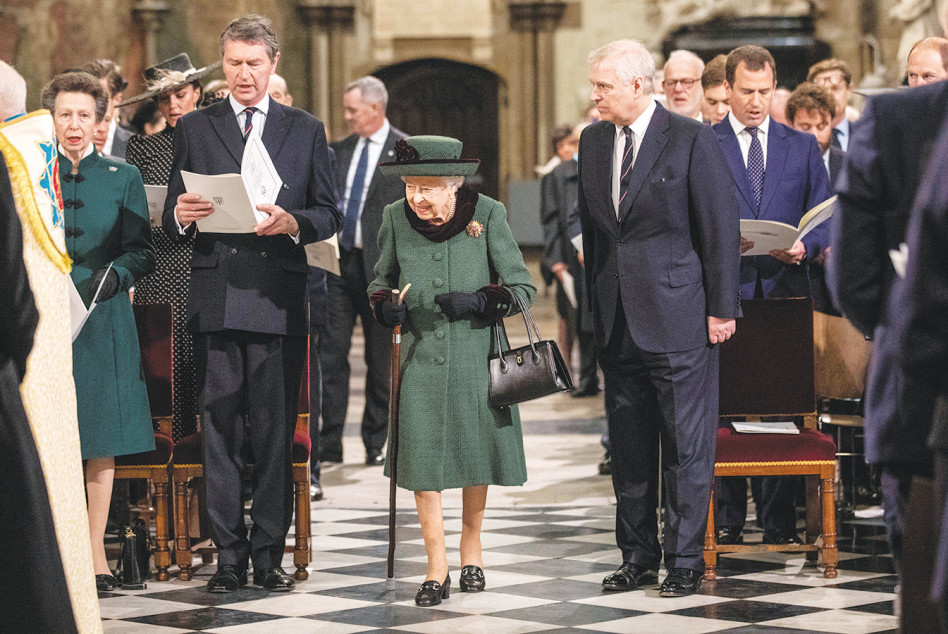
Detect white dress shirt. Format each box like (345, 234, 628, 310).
(343, 119, 390, 249)
(612, 99, 657, 216)
(727, 110, 770, 169)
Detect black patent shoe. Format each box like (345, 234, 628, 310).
(459, 565, 485, 592)
(659, 567, 703, 597)
(415, 574, 450, 607)
(253, 567, 295, 591)
(207, 564, 247, 593)
(716, 526, 743, 545)
(96, 574, 119, 592)
(601, 562, 658, 591)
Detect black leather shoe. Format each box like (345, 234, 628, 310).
(601, 562, 658, 591)
(95, 574, 119, 592)
(415, 574, 450, 606)
(659, 567, 703, 597)
(365, 451, 385, 466)
(310, 481, 323, 501)
(716, 527, 743, 545)
(763, 530, 802, 545)
(207, 564, 247, 593)
(459, 565, 485, 592)
(253, 567, 295, 591)
(598, 453, 612, 476)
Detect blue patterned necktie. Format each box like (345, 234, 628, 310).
(746, 126, 764, 211)
(241, 107, 258, 141)
(340, 139, 370, 252)
(831, 127, 842, 150)
(617, 125, 634, 218)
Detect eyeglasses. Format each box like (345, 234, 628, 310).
(662, 78, 699, 89)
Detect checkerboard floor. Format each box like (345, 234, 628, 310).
(101, 497, 895, 633)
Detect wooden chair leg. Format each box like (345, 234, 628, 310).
(805, 475, 820, 562)
(704, 491, 718, 581)
(173, 475, 193, 581)
(153, 475, 171, 581)
(293, 465, 310, 580)
(821, 477, 839, 578)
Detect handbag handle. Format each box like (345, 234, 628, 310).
(492, 287, 542, 372)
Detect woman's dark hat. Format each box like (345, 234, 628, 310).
(378, 135, 480, 177)
(118, 54, 221, 107)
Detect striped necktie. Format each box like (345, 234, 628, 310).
(617, 125, 634, 217)
(242, 107, 258, 141)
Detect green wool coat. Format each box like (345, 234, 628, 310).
(369, 193, 537, 491)
(62, 150, 156, 460)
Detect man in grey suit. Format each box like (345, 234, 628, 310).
(165, 14, 340, 593)
(319, 76, 406, 466)
(578, 39, 740, 597)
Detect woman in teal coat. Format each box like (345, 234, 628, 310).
(42, 71, 155, 592)
(368, 136, 536, 607)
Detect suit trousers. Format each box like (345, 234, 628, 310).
(599, 304, 718, 572)
(195, 330, 306, 571)
(318, 248, 390, 459)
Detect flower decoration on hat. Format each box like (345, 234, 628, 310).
(466, 220, 483, 238)
(394, 138, 419, 162)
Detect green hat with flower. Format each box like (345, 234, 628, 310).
(378, 135, 480, 177)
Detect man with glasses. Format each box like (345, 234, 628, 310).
(662, 50, 705, 121)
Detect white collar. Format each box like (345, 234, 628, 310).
(229, 93, 271, 118)
(728, 111, 770, 137)
(615, 98, 657, 141)
(364, 119, 390, 146)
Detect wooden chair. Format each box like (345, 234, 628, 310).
(704, 298, 838, 580)
(171, 353, 312, 581)
(114, 303, 175, 580)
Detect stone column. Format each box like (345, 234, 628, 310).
(297, 0, 356, 132)
(509, 0, 567, 176)
(132, 0, 171, 67)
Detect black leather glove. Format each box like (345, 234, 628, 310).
(90, 267, 120, 302)
(374, 298, 407, 328)
(435, 291, 487, 321)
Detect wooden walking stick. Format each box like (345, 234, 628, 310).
(386, 283, 410, 590)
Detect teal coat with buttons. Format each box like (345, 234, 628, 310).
(61, 150, 156, 459)
(369, 191, 537, 491)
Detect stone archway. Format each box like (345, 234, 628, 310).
(375, 58, 501, 200)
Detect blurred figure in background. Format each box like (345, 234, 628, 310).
(662, 50, 705, 120)
(701, 54, 730, 125)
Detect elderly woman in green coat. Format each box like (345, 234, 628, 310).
(42, 71, 155, 592)
(368, 136, 536, 607)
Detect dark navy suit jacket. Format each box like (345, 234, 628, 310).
(330, 126, 406, 281)
(578, 103, 740, 354)
(163, 99, 341, 336)
(713, 117, 831, 299)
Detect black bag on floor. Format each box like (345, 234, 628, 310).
(115, 518, 151, 589)
(488, 287, 573, 408)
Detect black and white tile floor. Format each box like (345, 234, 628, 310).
(100, 278, 895, 632)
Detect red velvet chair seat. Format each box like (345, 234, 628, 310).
(116, 432, 174, 466)
(171, 428, 311, 466)
(716, 427, 836, 464)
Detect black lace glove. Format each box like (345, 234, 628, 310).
(371, 290, 407, 328)
(435, 291, 487, 321)
(90, 267, 120, 302)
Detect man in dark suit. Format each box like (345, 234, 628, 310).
(832, 79, 948, 574)
(578, 39, 740, 597)
(320, 76, 405, 466)
(163, 14, 340, 593)
(712, 46, 832, 546)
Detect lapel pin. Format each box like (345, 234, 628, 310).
(387, 150, 394, 157)
(109, 166, 118, 172)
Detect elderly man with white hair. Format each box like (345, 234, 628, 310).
(662, 49, 705, 120)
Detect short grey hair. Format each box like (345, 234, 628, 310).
(665, 50, 705, 75)
(0, 61, 26, 120)
(219, 14, 279, 61)
(346, 76, 388, 111)
(588, 39, 655, 94)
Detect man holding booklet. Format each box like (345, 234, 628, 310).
(712, 45, 832, 546)
(162, 14, 340, 593)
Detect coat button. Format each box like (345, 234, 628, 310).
(230, 248, 238, 255)
(434, 355, 445, 365)
(435, 330, 445, 339)
(432, 278, 443, 288)
(432, 253, 442, 261)
(260, 251, 268, 258)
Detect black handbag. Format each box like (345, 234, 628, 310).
(488, 288, 573, 408)
(114, 518, 151, 589)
